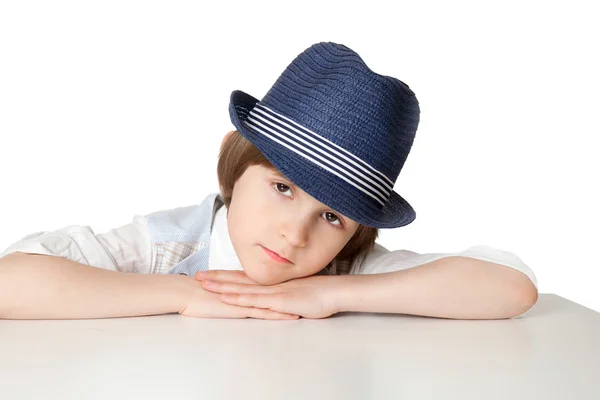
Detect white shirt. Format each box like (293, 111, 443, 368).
(207, 205, 244, 271)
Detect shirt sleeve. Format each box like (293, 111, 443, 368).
(349, 243, 538, 319)
(0, 215, 154, 274)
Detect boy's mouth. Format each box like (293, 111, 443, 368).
(260, 245, 293, 264)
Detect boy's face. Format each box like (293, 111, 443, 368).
(226, 163, 360, 285)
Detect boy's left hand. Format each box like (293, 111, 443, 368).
(194, 270, 340, 319)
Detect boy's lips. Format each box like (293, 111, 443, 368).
(260, 245, 293, 264)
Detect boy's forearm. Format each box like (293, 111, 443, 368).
(0, 253, 193, 320)
(334, 256, 538, 320)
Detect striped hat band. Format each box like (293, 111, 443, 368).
(239, 102, 394, 208)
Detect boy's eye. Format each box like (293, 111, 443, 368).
(323, 212, 341, 226)
(275, 182, 292, 197)
(272, 182, 342, 228)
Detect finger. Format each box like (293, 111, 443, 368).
(211, 303, 298, 320)
(246, 308, 299, 320)
(220, 293, 282, 311)
(194, 270, 257, 284)
(201, 280, 275, 294)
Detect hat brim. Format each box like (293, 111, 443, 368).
(228, 90, 416, 229)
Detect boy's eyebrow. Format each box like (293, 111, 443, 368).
(270, 169, 286, 179)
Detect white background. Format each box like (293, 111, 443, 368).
(0, 1, 598, 312)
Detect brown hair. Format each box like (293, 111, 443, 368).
(217, 130, 379, 275)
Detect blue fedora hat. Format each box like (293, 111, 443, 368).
(228, 42, 420, 229)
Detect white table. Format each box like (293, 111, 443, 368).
(1, 294, 598, 399)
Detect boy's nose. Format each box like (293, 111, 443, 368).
(279, 218, 309, 248)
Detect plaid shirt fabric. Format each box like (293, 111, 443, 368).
(153, 241, 205, 275)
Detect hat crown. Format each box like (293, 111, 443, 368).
(260, 42, 420, 184)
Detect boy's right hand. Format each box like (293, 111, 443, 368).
(178, 278, 300, 320)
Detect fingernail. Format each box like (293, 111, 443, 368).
(203, 280, 213, 285)
(196, 271, 207, 276)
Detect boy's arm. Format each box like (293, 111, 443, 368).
(0, 253, 192, 320)
(335, 256, 538, 320)
(197, 256, 538, 320)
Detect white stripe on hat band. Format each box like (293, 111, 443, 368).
(241, 119, 387, 208)
(237, 103, 395, 194)
(246, 112, 391, 203)
(255, 103, 395, 190)
(240, 107, 392, 207)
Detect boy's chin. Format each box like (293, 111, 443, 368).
(243, 265, 287, 286)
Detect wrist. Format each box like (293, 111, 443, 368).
(329, 273, 379, 313)
(324, 274, 365, 313)
(170, 274, 201, 314)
